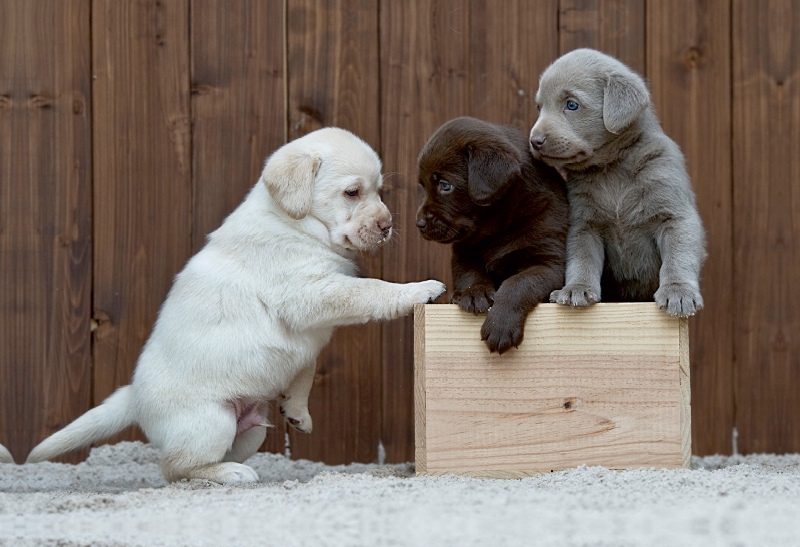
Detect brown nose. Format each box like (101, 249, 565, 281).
(530, 134, 546, 150)
(378, 218, 393, 234)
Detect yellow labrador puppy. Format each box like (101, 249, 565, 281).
(27, 128, 445, 484)
(530, 49, 705, 317)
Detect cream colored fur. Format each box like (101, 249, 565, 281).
(26, 128, 445, 484)
(0, 444, 12, 464)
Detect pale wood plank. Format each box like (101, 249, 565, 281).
(416, 303, 689, 476)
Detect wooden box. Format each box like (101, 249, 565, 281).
(414, 303, 690, 478)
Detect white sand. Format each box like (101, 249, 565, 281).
(1, 442, 799, 546)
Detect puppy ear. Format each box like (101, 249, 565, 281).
(603, 72, 650, 134)
(466, 143, 521, 205)
(261, 146, 321, 220)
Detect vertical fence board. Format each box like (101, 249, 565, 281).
(470, 0, 558, 127)
(92, 0, 192, 445)
(558, 0, 645, 74)
(380, 0, 469, 463)
(190, 0, 287, 455)
(285, 0, 382, 464)
(733, 0, 800, 453)
(647, 0, 734, 456)
(0, 0, 92, 463)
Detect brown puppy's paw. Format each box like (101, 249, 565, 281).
(654, 283, 703, 317)
(451, 285, 496, 314)
(480, 309, 525, 354)
(550, 285, 600, 307)
(279, 404, 313, 433)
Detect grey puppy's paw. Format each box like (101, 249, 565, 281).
(550, 284, 600, 307)
(451, 285, 495, 314)
(654, 283, 703, 317)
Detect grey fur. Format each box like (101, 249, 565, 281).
(530, 48, 706, 317)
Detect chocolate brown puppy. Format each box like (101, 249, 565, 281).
(416, 117, 569, 353)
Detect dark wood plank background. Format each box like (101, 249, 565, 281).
(2, 0, 798, 464)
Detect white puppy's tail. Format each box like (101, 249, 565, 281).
(0, 444, 13, 464)
(26, 386, 136, 463)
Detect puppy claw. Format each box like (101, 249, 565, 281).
(411, 280, 447, 305)
(654, 283, 703, 318)
(550, 285, 600, 307)
(480, 310, 525, 354)
(280, 405, 313, 433)
(452, 286, 495, 315)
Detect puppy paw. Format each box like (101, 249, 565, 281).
(451, 285, 495, 314)
(480, 309, 525, 354)
(279, 403, 313, 434)
(409, 280, 447, 304)
(212, 463, 260, 485)
(654, 283, 703, 317)
(550, 284, 600, 307)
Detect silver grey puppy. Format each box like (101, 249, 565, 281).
(530, 48, 705, 317)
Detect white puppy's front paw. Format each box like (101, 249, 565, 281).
(550, 284, 600, 307)
(280, 403, 313, 433)
(409, 280, 446, 305)
(654, 283, 703, 317)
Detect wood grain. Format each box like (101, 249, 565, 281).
(470, 0, 558, 127)
(92, 0, 192, 444)
(190, 0, 288, 455)
(733, 0, 800, 453)
(647, 0, 733, 456)
(415, 304, 690, 476)
(380, 0, 470, 463)
(286, 0, 382, 463)
(0, 0, 92, 463)
(559, 0, 645, 74)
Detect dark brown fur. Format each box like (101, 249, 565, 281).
(416, 117, 569, 353)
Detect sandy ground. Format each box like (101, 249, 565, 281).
(1, 442, 799, 547)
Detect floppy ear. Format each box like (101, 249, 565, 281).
(603, 72, 650, 134)
(261, 146, 321, 220)
(466, 142, 521, 205)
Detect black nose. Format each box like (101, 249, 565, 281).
(415, 217, 427, 229)
(530, 134, 546, 151)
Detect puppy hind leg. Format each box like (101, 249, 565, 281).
(224, 402, 270, 463)
(158, 406, 259, 484)
(279, 362, 315, 433)
(223, 425, 267, 464)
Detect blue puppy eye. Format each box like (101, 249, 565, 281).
(566, 100, 579, 111)
(439, 180, 453, 192)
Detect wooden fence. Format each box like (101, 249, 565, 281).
(1, 0, 798, 464)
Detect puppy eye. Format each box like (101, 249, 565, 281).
(345, 188, 359, 197)
(439, 180, 453, 193)
(566, 100, 580, 111)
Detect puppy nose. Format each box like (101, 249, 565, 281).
(378, 218, 393, 233)
(530, 134, 546, 150)
(415, 217, 427, 229)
